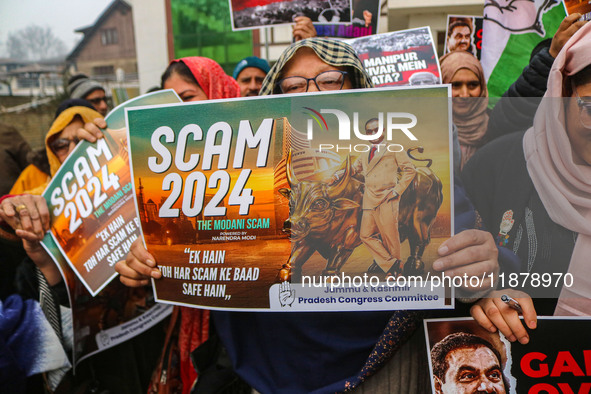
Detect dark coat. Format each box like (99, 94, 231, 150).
(461, 132, 576, 314)
(486, 48, 555, 141)
(0, 122, 31, 196)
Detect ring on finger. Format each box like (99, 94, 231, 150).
(15, 204, 28, 214)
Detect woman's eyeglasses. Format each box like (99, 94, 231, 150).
(50, 137, 80, 154)
(572, 81, 591, 129)
(277, 70, 348, 94)
(87, 96, 107, 106)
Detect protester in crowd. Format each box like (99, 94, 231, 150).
(160, 56, 242, 393)
(8, 99, 96, 196)
(111, 38, 500, 393)
(232, 56, 271, 97)
(464, 23, 591, 345)
(440, 50, 489, 170)
(0, 102, 102, 392)
(0, 102, 102, 263)
(67, 74, 109, 116)
(75, 56, 242, 393)
(441, 14, 586, 170)
(0, 100, 166, 393)
(0, 102, 104, 303)
(159, 57, 240, 103)
(487, 13, 587, 140)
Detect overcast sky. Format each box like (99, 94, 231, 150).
(0, 0, 112, 58)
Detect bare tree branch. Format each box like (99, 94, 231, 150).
(7, 25, 67, 60)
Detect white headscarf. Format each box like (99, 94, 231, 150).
(523, 22, 591, 315)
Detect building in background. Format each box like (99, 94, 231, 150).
(67, 0, 139, 103)
(0, 58, 66, 97)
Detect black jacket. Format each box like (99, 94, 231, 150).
(486, 47, 555, 141)
(0, 122, 31, 196)
(461, 132, 576, 314)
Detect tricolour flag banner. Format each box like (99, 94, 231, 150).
(482, 0, 565, 98)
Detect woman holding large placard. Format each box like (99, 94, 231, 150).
(465, 23, 591, 345)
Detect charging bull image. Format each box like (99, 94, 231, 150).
(278, 146, 443, 282)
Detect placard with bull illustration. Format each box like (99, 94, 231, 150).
(126, 85, 454, 311)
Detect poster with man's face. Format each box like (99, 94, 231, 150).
(345, 27, 442, 87)
(425, 317, 591, 394)
(444, 15, 483, 59)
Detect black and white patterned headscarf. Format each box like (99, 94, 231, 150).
(259, 37, 373, 96)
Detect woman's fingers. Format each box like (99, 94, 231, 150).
(77, 118, 105, 143)
(471, 291, 537, 344)
(115, 239, 161, 287)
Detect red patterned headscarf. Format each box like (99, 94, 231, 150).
(172, 56, 241, 100)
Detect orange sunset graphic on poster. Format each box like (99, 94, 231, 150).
(47, 130, 139, 295)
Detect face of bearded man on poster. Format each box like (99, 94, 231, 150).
(435, 345, 507, 394)
(448, 24, 472, 52)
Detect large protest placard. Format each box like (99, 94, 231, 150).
(345, 27, 441, 87)
(126, 86, 454, 311)
(425, 317, 591, 394)
(315, 0, 381, 38)
(444, 15, 483, 59)
(42, 90, 181, 296)
(229, 0, 352, 30)
(39, 90, 180, 370)
(42, 236, 172, 372)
